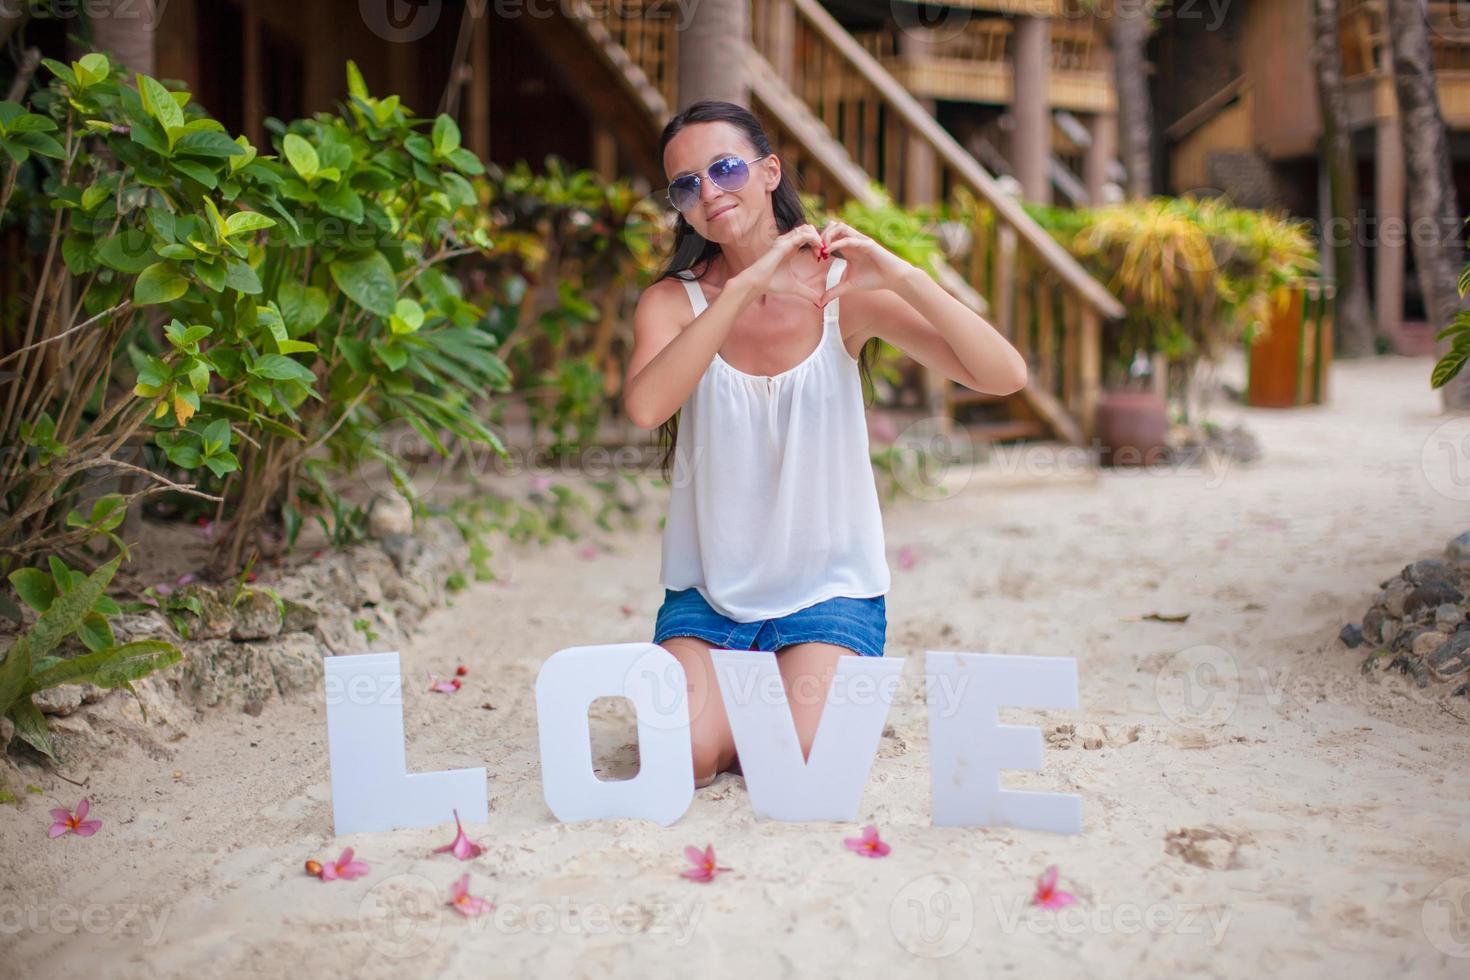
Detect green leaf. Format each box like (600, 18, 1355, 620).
(75, 53, 110, 88)
(137, 74, 183, 134)
(389, 297, 425, 335)
(202, 418, 232, 455)
(330, 252, 397, 317)
(253, 353, 316, 384)
(224, 259, 262, 294)
(23, 640, 180, 696)
(1433, 347, 1470, 389)
(432, 115, 461, 157)
(318, 184, 363, 223)
(134, 263, 190, 306)
(96, 230, 159, 274)
(283, 133, 319, 180)
(6, 698, 56, 763)
(8, 569, 56, 613)
(346, 60, 369, 100)
(279, 281, 329, 333)
(174, 130, 246, 158)
(224, 210, 276, 237)
(448, 147, 485, 176)
(0, 555, 121, 716)
(77, 613, 115, 652)
(171, 159, 218, 188)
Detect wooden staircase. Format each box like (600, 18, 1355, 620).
(528, 0, 1125, 445)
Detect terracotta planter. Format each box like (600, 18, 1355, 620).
(1095, 389, 1169, 467)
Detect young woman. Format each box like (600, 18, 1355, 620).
(623, 100, 1028, 787)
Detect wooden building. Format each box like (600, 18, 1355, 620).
(1157, 0, 1470, 342)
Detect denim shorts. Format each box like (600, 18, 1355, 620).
(652, 587, 887, 658)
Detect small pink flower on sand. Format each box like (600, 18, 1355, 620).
(897, 545, 918, 571)
(49, 798, 101, 838)
(434, 809, 485, 861)
(1032, 865, 1076, 909)
(843, 824, 890, 858)
(680, 844, 731, 882)
(448, 873, 493, 917)
(316, 847, 370, 881)
(426, 669, 461, 694)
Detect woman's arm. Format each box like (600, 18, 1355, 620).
(818, 219, 1027, 396)
(621, 273, 763, 430)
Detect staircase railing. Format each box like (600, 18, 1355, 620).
(750, 0, 1123, 439)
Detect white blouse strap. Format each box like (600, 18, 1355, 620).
(675, 271, 707, 316)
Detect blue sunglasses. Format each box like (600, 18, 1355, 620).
(666, 153, 772, 215)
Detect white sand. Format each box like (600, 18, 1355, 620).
(3, 354, 1470, 977)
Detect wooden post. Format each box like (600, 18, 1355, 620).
(1375, 106, 1405, 337)
(677, 0, 750, 109)
(1012, 15, 1052, 205)
(242, 4, 263, 148)
(1084, 112, 1117, 205)
(468, 10, 491, 164)
(592, 122, 618, 181)
(1079, 307, 1101, 441)
(768, 0, 797, 83)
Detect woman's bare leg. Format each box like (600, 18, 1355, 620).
(659, 636, 739, 786)
(774, 642, 852, 761)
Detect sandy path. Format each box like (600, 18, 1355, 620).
(3, 354, 1469, 978)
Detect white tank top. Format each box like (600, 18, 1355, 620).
(658, 255, 891, 622)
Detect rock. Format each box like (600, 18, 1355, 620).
(314, 602, 361, 656)
(1404, 582, 1465, 617)
(1393, 626, 1428, 654)
(1339, 623, 1364, 648)
(1413, 630, 1449, 659)
(242, 699, 265, 717)
(112, 610, 178, 644)
(1362, 607, 1385, 645)
(230, 589, 283, 641)
(33, 686, 83, 716)
(379, 533, 425, 576)
(280, 598, 318, 634)
(1404, 559, 1459, 587)
(1436, 603, 1465, 632)
(1383, 578, 1412, 618)
(180, 640, 277, 709)
(1430, 633, 1470, 680)
(1447, 531, 1470, 563)
(1380, 617, 1402, 647)
(256, 633, 326, 696)
(367, 494, 414, 539)
(174, 585, 234, 640)
(0, 714, 12, 748)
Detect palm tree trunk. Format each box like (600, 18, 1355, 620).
(1312, 0, 1376, 356)
(1386, 0, 1469, 409)
(1112, 2, 1155, 199)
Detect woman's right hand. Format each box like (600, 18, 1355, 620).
(734, 223, 827, 307)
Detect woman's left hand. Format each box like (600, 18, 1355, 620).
(816, 219, 916, 306)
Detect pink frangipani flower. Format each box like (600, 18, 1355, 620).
(843, 824, 890, 858)
(49, 798, 101, 838)
(316, 847, 370, 881)
(433, 809, 485, 861)
(897, 545, 918, 571)
(680, 844, 731, 882)
(425, 669, 461, 694)
(1032, 865, 1076, 909)
(448, 873, 493, 917)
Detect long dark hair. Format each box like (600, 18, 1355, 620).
(648, 99, 881, 484)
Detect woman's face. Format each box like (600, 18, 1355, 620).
(662, 121, 778, 243)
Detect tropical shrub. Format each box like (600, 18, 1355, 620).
(0, 54, 507, 581)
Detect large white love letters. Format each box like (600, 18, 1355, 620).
(323, 651, 488, 835)
(321, 644, 1081, 835)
